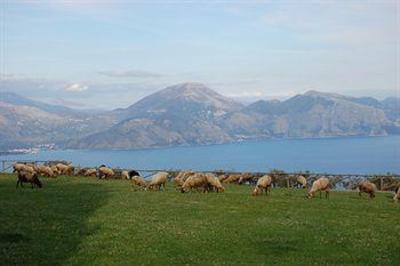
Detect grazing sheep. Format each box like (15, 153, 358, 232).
(147, 172, 169, 191)
(128, 170, 140, 178)
(393, 186, 400, 202)
(252, 175, 272, 196)
(13, 163, 36, 174)
(218, 174, 229, 183)
(56, 163, 74, 176)
(16, 171, 42, 189)
(37, 165, 55, 178)
(131, 176, 147, 190)
(83, 168, 97, 177)
(75, 168, 87, 176)
(181, 173, 209, 193)
(174, 171, 195, 188)
(223, 174, 241, 184)
(205, 173, 225, 193)
(50, 165, 60, 176)
(121, 170, 130, 180)
(307, 177, 330, 199)
(358, 180, 377, 199)
(238, 173, 254, 184)
(98, 167, 115, 179)
(296, 175, 307, 188)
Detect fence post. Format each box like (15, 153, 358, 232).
(380, 177, 383, 191)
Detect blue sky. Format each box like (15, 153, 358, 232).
(0, 0, 399, 109)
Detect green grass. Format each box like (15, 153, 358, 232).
(1, 174, 399, 266)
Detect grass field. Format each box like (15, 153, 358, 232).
(0, 173, 399, 265)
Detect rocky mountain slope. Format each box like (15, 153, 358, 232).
(0, 83, 399, 150)
(0, 92, 117, 149)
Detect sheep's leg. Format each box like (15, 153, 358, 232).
(359, 191, 362, 197)
(16, 180, 20, 188)
(325, 190, 329, 199)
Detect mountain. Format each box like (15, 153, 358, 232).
(0, 84, 399, 150)
(0, 92, 118, 149)
(0, 91, 80, 115)
(71, 83, 242, 149)
(220, 90, 393, 139)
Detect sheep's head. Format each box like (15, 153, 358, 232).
(252, 187, 260, 196)
(34, 175, 42, 188)
(307, 191, 314, 199)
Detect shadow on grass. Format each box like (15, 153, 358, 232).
(0, 179, 109, 265)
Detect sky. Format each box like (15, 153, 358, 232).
(0, 0, 399, 109)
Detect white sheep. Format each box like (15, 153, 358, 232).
(98, 167, 115, 179)
(181, 173, 209, 193)
(358, 180, 377, 199)
(296, 175, 307, 188)
(205, 173, 225, 193)
(252, 175, 272, 196)
(147, 172, 169, 191)
(307, 177, 330, 199)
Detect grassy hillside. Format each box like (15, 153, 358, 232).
(0, 173, 399, 265)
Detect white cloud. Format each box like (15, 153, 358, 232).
(65, 83, 88, 92)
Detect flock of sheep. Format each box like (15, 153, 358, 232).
(12, 162, 400, 202)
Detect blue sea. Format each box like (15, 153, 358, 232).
(1, 136, 399, 174)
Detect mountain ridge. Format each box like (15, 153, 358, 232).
(0, 83, 399, 150)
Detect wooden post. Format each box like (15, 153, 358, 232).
(380, 177, 383, 191)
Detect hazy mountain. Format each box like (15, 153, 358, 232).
(0, 92, 118, 149)
(72, 83, 242, 149)
(0, 91, 81, 115)
(220, 90, 394, 139)
(0, 84, 399, 150)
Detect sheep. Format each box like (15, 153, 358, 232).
(358, 180, 377, 199)
(97, 167, 115, 179)
(13, 163, 36, 174)
(56, 163, 74, 176)
(181, 173, 209, 193)
(36, 165, 55, 178)
(121, 170, 130, 180)
(147, 172, 169, 191)
(296, 175, 307, 188)
(393, 186, 400, 202)
(238, 173, 255, 185)
(252, 175, 272, 196)
(75, 168, 87, 176)
(218, 174, 229, 183)
(50, 165, 60, 176)
(223, 174, 241, 184)
(131, 176, 147, 190)
(16, 171, 42, 189)
(205, 173, 225, 193)
(174, 171, 195, 189)
(307, 177, 330, 199)
(128, 170, 140, 178)
(84, 168, 97, 177)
